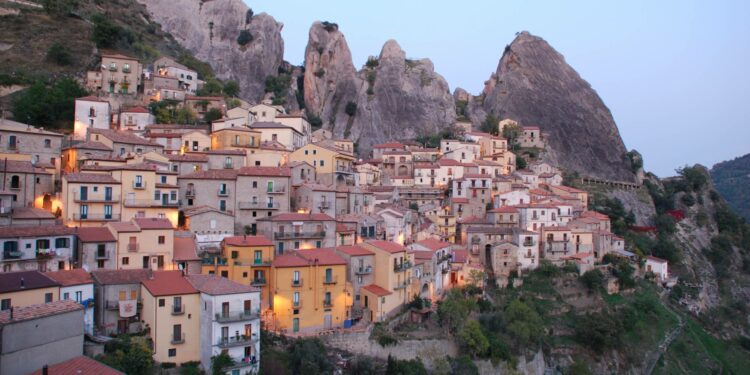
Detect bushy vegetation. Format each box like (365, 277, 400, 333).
(591, 195, 635, 235)
(264, 74, 291, 105)
(46, 42, 72, 66)
(414, 124, 465, 148)
(96, 335, 153, 375)
(92, 13, 134, 49)
(12, 78, 87, 129)
(237, 30, 253, 46)
(288, 338, 332, 374)
(711, 153, 750, 222)
(385, 355, 427, 375)
(149, 101, 197, 124)
(479, 113, 499, 135)
(345, 101, 357, 116)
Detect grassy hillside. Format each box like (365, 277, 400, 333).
(711, 153, 750, 222)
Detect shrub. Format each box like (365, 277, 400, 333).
(46, 43, 72, 65)
(308, 115, 323, 128)
(314, 68, 325, 77)
(42, 0, 77, 17)
(480, 113, 499, 135)
(386, 355, 427, 375)
(91, 13, 124, 48)
(223, 80, 240, 97)
(321, 21, 338, 32)
(211, 352, 234, 375)
(580, 269, 604, 292)
(457, 320, 489, 358)
(245, 8, 254, 24)
(289, 338, 331, 373)
(654, 214, 676, 234)
(204, 108, 223, 123)
(366, 57, 379, 68)
(681, 193, 696, 207)
(12, 78, 87, 128)
(160, 362, 176, 369)
(237, 30, 253, 46)
(574, 312, 624, 353)
(516, 157, 527, 170)
(345, 101, 357, 116)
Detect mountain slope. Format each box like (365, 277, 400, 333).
(480, 31, 635, 182)
(711, 153, 750, 222)
(137, 0, 284, 101)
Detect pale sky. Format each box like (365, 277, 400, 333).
(247, 0, 750, 177)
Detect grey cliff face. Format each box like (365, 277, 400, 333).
(303, 23, 455, 156)
(137, 0, 284, 101)
(483, 31, 635, 182)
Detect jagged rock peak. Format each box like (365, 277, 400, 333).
(482, 30, 635, 182)
(379, 39, 406, 61)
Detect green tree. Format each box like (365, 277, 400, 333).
(211, 352, 234, 375)
(450, 355, 480, 375)
(574, 312, 624, 353)
(97, 337, 153, 375)
(516, 156, 527, 170)
(204, 108, 223, 123)
(175, 107, 197, 124)
(676, 165, 708, 192)
(502, 122, 522, 150)
(91, 13, 123, 48)
(198, 77, 224, 96)
(12, 78, 86, 128)
(437, 289, 477, 332)
(307, 115, 323, 129)
(504, 299, 543, 348)
(223, 80, 240, 97)
(289, 338, 331, 374)
(457, 320, 489, 358)
(42, 0, 77, 17)
(480, 113, 499, 135)
(580, 269, 604, 292)
(347, 356, 376, 375)
(237, 30, 253, 45)
(46, 42, 72, 65)
(345, 101, 357, 116)
(385, 355, 427, 375)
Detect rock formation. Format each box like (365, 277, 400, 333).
(137, 0, 284, 101)
(303, 22, 456, 156)
(482, 31, 635, 182)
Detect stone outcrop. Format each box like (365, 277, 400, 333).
(303, 22, 456, 156)
(137, 0, 284, 101)
(481, 31, 635, 182)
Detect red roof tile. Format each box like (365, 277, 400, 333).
(64, 172, 120, 184)
(45, 269, 92, 287)
(258, 213, 335, 222)
(173, 237, 200, 261)
(413, 238, 452, 252)
(297, 248, 348, 266)
(122, 106, 150, 114)
(76, 227, 117, 242)
(271, 253, 310, 268)
(0, 225, 76, 239)
(134, 217, 174, 230)
(365, 240, 407, 254)
(187, 275, 259, 295)
(29, 355, 124, 375)
(238, 166, 291, 177)
(0, 300, 83, 325)
(373, 142, 405, 149)
(223, 235, 273, 247)
(333, 245, 374, 257)
(91, 269, 150, 285)
(361, 284, 392, 297)
(0, 271, 59, 293)
(647, 256, 667, 263)
(142, 270, 197, 296)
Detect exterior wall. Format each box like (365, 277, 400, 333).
(254, 127, 302, 150)
(235, 175, 291, 232)
(100, 56, 143, 95)
(116, 169, 179, 226)
(181, 132, 211, 153)
(211, 129, 260, 152)
(0, 129, 63, 175)
(114, 228, 174, 270)
(0, 287, 58, 308)
(199, 291, 261, 373)
(270, 264, 348, 333)
(74, 100, 111, 140)
(246, 149, 287, 167)
(0, 308, 84, 375)
(204, 153, 246, 170)
(95, 283, 142, 335)
(141, 288, 201, 364)
(119, 111, 154, 131)
(186, 212, 235, 250)
(179, 178, 237, 215)
(341, 254, 375, 311)
(0, 170, 54, 209)
(257, 219, 336, 254)
(362, 244, 411, 320)
(201, 244, 275, 308)
(60, 283, 95, 334)
(79, 241, 118, 271)
(0, 234, 76, 272)
(293, 186, 335, 216)
(62, 179, 122, 225)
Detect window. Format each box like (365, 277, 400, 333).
(36, 239, 50, 250)
(159, 298, 166, 307)
(325, 268, 333, 283)
(254, 250, 262, 264)
(122, 257, 129, 265)
(219, 200, 226, 212)
(158, 236, 165, 244)
(320, 160, 325, 167)
(63, 292, 70, 300)
(293, 292, 300, 307)
(45, 293, 53, 303)
(252, 181, 257, 188)
(168, 349, 176, 357)
(89, 107, 96, 117)
(231, 251, 238, 259)
(293, 270, 300, 283)
(75, 291, 82, 303)
(0, 299, 10, 310)
(154, 190, 161, 201)
(10, 175, 19, 189)
(55, 238, 69, 248)
(44, 139, 51, 148)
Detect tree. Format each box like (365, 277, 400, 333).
(204, 108, 223, 123)
(580, 269, 604, 292)
(676, 165, 708, 192)
(97, 337, 153, 375)
(237, 30, 253, 45)
(223, 80, 240, 97)
(502, 122, 522, 150)
(289, 338, 331, 374)
(347, 356, 376, 375)
(197, 77, 224, 96)
(345, 101, 357, 116)
(516, 156, 527, 170)
(457, 320, 489, 358)
(450, 355, 479, 375)
(479, 113, 499, 135)
(504, 299, 543, 348)
(308, 115, 323, 129)
(46, 42, 72, 65)
(42, 0, 77, 17)
(175, 107, 197, 124)
(385, 355, 427, 375)
(210, 352, 234, 375)
(467, 269, 485, 288)
(574, 312, 624, 353)
(437, 289, 477, 332)
(12, 78, 87, 128)
(91, 13, 123, 48)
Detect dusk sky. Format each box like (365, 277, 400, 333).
(248, 0, 750, 177)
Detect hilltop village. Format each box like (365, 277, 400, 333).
(0, 52, 670, 374)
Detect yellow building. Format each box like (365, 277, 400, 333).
(62, 172, 123, 226)
(359, 240, 412, 322)
(141, 270, 200, 365)
(201, 235, 275, 308)
(107, 218, 175, 270)
(211, 127, 260, 152)
(289, 141, 356, 187)
(269, 248, 350, 334)
(0, 270, 59, 310)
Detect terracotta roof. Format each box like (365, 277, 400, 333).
(182, 205, 234, 217)
(414, 162, 438, 169)
(451, 197, 469, 204)
(91, 269, 150, 285)
(463, 173, 492, 179)
(29, 355, 125, 375)
(186, 95, 224, 101)
(134, 217, 174, 230)
(191, 149, 246, 155)
(107, 222, 139, 233)
(66, 140, 112, 151)
(365, 240, 407, 254)
(167, 154, 208, 162)
(458, 216, 490, 224)
(257, 213, 335, 222)
(0, 271, 59, 293)
(271, 253, 310, 268)
(90, 129, 162, 147)
(298, 183, 337, 192)
(437, 158, 461, 166)
(0, 159, 51, 174)
(76, 95, 110, 103)
(413, 238, 452, 252)
(142, 270, 197, 296)
(333, 245, 374, 257)
(122, 106, 150, 114)
(362, 284, 392, 297)
(373, 142, 405, 149)
(552, 185, 586, 194)
(11, 207, 56, 220)
(76, 227, 116, 243)
(64, 172, 120, 184)
(251, 121, 302, 133)
(452, 249, 468, 263)
(489, 206, 519, 213)
(173, 237, 200, 261)
(542, 226, 571, 232)
(336, 223, 356, 233)
(224, 235, 273, 247)
(0, 300, 83, 325)
(178, 169, 237, 180)
(187, 274, 260, 295)
(296, 248, 347, 266)
(238, 166, 291, 177)
(0, 224, 73, 238)
(45, 269, 93, 287)
(412, 250, 434, 260)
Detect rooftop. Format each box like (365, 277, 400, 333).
(362, 284, 392, 297)
(29, 355, 125, 375)
(224, 235, 274, 247)
(187, 275, 260, 295)
(91, 269, 150, 285)
(142, 270, 197, 296)
(0, 271, 59, 293)
(76, 227, 117, 243)
(45, 269, 93, 287)
(0, 300, 83, 326)
(365, 240, 407, 254)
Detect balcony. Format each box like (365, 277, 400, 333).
(274, 231, 326, 240)
(232, 259, 272, 267)
(171, 333, 185, 344)
(441, 267, 450, 274)
(171, 304, 185, 315)
(217, 335, 256, 348)
(95, 252, 109, 260)
(218, 188, 230, 197)
(8, 144, 18, 150)
(185, 190, 196, 198)
(230, 142, 257, 148)
(323, 300, 333, 308)
(72, 213, 120, 221)
(292, 301, 302, 309)
(318, 201, 331, 209)
(108, 65, 117, 72)
(223, 163, 233, 169)
(105, 299, 142, 311)
(36, 250, 55, 260)
(73, 193, 116, 203)
(202, 257, 228, 266)
(0, 207, 10, 217)
(3, 250, 23, 259)
(393, 261, 412, 272)
(215, 310, 259, 323)
(291, 279, 303, 288)
(267, 186, 286, 194)
(523, 240, 536, 247)
(238, 201, 281, 210)
(322, 276, 338, 285)
(132, 181, 146, 189)
(124, 199, 179, 208)
(122, 66, 131, 73)
(251, 278, 267, 286)
(127, 243, 139, 252)
(393, 281, 409, 290)
(355, 266, 372, 275)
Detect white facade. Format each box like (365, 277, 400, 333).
(646, 257, 669, 282)
(119, 110, 155, 131)
(60, 283, 95, 335)
(494, 190, 530, 208)
(74, 98, 111, 140)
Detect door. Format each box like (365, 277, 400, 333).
(105, 187, 113, 201)
(222, 302, 229, 318)
(117, 319, 127, 334)
(104, 205, 112, 220)
(324, 314, 332, 329)
(292, 318, 299, 333)
(243, 299, 252, 313)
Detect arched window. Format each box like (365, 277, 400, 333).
(10, 175, 20, 189)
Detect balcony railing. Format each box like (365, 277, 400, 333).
(251, 278, 266, 286)
(393, 281, 409, 290)
(292, 279, 303, 288)
(201, 257, 228, 266)
(267, 186, 286, 194)
(185, 190, 196, 198)
(230, 142, 257, 148)
(217, 335, 257, 348)
(292, 301, 302, 309)
(523, 240, 536, 247)
(73, 193, 117, 203)
(95, 252, 109, 260)
(318, 201, 331, 209)
(274, 231, 326, 240)
(232, 260, 272, 267)
(124, 199, 179, 208)
(171, 333, 185, 344)
(127, 243, 139, 252)
(36, 250, 55, 260)
(105, 299, 142, 310)
(322, 276, 338, 285)
(132, 181, 146, 189)
(393, 261, 412, 272)
(171, 304, 185, 315)
(215, 310, 259, 323)
(73, 213, 120, 221)
(355, 266, 372, 275)
(218, 188, 230, 197)
(3, 251, 23, 259)
(323, 300, 333, 308)
(237, 201, 280, 210)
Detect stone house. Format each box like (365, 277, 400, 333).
(0, 226, 77, 273)
(293, 183, 337, 217)
(118, 106, 154, 132)
(333, 245, 375, 318)
(98, 52, 143, 95)
(46, 269, 95, 334)
(76, 226, 118, 271)
(0, 118, 64, 175)
(256, 212, 336, 254)
(91, 269, 150, 335)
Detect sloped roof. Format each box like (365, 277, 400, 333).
(142, 270, 197, 296)
(257, 213, 335, 222)
(365, 240, 407, 254)
(0, 300, 83, 326)
(64, 172, 120, 184)
(29, 355, 124, 375)
(0, 271, 59, 293)
(413, 238, 452, 252)
(362, 284, 392, 297)
(0, 225, 76, 239)
(224, 235, 273, 247)
(333, 245, 374, 257)
(134, 217, 173, 230)
(45, 269, 93, 287)
(76, 227, 117, 242)
(173, 237, 200, 261)
(91, 269, 150, 285)
(187, 274, 259, 295)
